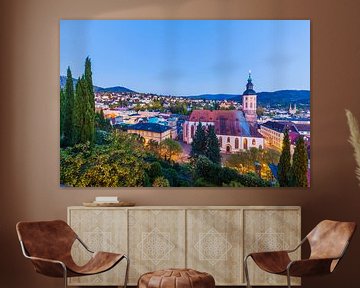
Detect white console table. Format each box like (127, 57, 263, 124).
(67, 206, 301, 286)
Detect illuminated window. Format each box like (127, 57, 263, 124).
(235, 138, 239, 149)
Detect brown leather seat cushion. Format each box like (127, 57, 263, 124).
(138, 269, 215, 288)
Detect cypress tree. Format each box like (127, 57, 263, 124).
(291, 136, 308, 187)
(85, 56, 95, 111)
(73, 78, 84, 144)
(73, 76, 95, 145)
(278, 129, 291, 186)
(190, 122, 207, 159)
(63, 67, 75, 146)
(206, 125, 221, 164)
(60, 88, 65, 139)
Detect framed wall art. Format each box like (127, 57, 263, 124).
(60, 20, 310, 187)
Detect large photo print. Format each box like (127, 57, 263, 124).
(60, 20, 310, 187)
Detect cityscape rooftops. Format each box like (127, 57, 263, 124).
(261, 121, 299, 133)
(128, 122, 172, 133)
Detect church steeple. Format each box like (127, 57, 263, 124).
(242, 71, 257, 123)
(247, 70, 253, 90)
(243, 70, 256, 95)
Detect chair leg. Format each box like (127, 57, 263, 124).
(244, 255, 252, 288)
(286, 269, 291, 288)
(123, 255, 130, 288)
(62, 265, 68, 288)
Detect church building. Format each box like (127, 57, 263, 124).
(183, 72, 264, 153)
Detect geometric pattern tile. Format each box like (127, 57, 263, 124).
(252, 228, 287, 252)
(187, 209, 243, 285)
(84, 227, 113, 252)
(138, 228, 175, 265)
(128, 209, 186, 284)
(194, 227, 232, 265)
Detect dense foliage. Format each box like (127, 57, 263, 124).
(193, 155, 271, 187)
(278, 129, 291, 186)
(190, 122, 207, 159)
(290, 136, 308, 187)
(60, 132, 148, 187)
(205, 125, 221, 164)
(225, 147, 279, 180)
(190, 123, 221, 164)
(62, 67, 75, 146)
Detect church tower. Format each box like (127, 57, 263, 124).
(242, 71, 257, 123)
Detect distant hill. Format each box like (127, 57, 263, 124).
(95, 86, 135, 93)
(185, 90, 310, 106)
(186, 94, 239, 101)
(60, 76, 135, 93)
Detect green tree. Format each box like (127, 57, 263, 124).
(256, 106, 265, 117)
(60, 132, 149, 187)
(147, 139, 160, 156)
(85, 56, 95, 111)
(60, 88, 66, 140)
(160, 138, 183, 161)
(290, 136, 308, 187)
(205, 125, 221, 164)
(190, 122, 207, 159)
(278, 129, 291, 187)
(148, 162, 163, 182)
(153, 176, 170, 187)
(73, 77, 95, 144)
(95, 109, 112, 131)
(63, 67, 75, 146)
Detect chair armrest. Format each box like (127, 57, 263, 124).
(287, 258, 335, 277)
(25, 255, 67, 278)
(19, 240, 67, 277)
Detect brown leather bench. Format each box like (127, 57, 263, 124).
(138, 268, 215, 288)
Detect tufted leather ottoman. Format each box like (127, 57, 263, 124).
(138, 268, 215, 288)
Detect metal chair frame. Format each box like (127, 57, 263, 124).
(19, 234, 129, 288)
(244, 237, 349, 288)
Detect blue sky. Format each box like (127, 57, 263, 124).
(60, 20, 310, 96)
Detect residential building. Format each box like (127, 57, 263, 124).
(127, 123, 172, 143)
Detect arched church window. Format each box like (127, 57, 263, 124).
(227, 137, 230, 143)
(243, 138, 248, 150)
(191, 125, 195, 138)
(219, 136, 223, 147)
(252, 139, 256, 146)
(235, 138, 239, 149)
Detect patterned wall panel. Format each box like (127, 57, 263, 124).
(243, 209, 301, 286)
(187, 209, 243, 285)
(128, 209, 186, 284)
(68, 208, 127, 286)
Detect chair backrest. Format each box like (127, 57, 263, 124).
(307, 220, 356, 261)
(16, 220, 77, 261)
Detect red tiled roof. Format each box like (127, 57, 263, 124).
(189, 110, 261, 137)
